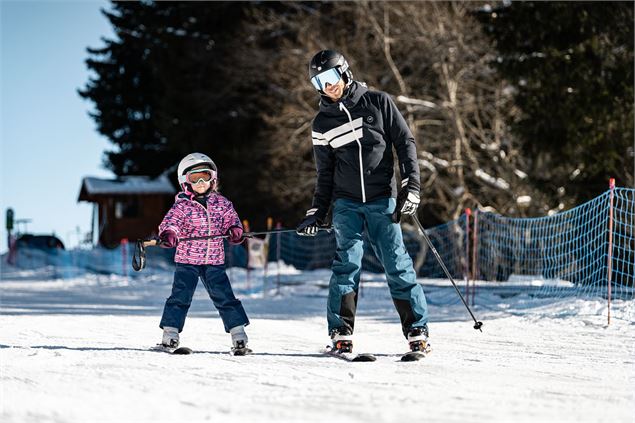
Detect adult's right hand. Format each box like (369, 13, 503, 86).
(296, 214, 321, 237)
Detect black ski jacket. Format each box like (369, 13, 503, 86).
(308, 81, 420, 221)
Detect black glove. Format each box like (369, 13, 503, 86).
(296, 211, 322, 236)
(392, 188, 421, 223)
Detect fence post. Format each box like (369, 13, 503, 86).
(607, 178, 615, 325)
(471, 209, 479, 307)
(264, 217, 273, 297)
(121, 238, 128, 281)
(276, 221, 282, 295)
(464, 208, 471, 305)
(243, 219, 251, 291)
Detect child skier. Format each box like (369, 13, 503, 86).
(156, 152, 251, 355)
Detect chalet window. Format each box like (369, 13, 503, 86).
(115, 198, 139, 218)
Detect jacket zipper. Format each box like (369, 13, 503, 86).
(338, 102, 367, 203)
(192, 198, 212, 263)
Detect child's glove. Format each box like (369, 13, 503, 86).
(158, 230, 178, 248)
(226, 226, 244, 245)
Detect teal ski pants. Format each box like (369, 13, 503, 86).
(327, 197, 429, 338)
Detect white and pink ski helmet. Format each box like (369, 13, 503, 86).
(177, 153, 217, 187)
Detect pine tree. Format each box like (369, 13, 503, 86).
(79, 2, 261, 177)
(476, 2, 634, 203)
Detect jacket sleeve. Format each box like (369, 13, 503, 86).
(159, 201, 186, 236)
(221, 199, 242, 234)
(310, 123, 336, 221)
(384, 93, 421, 194)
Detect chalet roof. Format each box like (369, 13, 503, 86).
(78, 175, 176, 202)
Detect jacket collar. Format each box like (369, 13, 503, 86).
(318, 81, 367, 113)
(176, 191, 212, 202)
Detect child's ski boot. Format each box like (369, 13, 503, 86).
(230, 325, 252, 356)
(161, 326, 180, 349)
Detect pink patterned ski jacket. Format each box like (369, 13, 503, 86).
(159, 192, 242, 265)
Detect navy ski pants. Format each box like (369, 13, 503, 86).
(160, 263, 249, 333)
(327, 197, 429, 338)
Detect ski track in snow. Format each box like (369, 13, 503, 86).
(1, 266, 633, 423)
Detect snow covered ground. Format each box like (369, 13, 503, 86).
(1, 262, 634, 423)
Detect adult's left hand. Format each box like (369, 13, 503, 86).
(392, 188, 420, 223)
(400, 191, 420, 216)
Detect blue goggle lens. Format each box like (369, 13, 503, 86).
(310, 68, 343, 91)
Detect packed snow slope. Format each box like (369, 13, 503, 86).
(1, 263, 633, 423)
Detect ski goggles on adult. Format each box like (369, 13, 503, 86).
(310, 68, 343, 91)
(186, 168, 216, 184)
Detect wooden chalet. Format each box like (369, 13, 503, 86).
(78, 175, 176, 248)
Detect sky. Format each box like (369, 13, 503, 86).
(1, 0, 114, 252)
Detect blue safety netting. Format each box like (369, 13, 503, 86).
(5, 188, 632, 301)
(476, 188, 634, 298)
(261, 213, 469, 279)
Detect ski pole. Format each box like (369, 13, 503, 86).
(411, 215, 483, 332)
(177, 226, 333, 242)
(132, 226, 334, 271)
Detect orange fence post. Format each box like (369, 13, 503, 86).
(276, 221, 282, 295)
(607, 178, 615, 325)
(471, 210, 479, 307)
(121, 238, 128, 279)
(464, 208, 471, 305)
(243, 219, 250, 291)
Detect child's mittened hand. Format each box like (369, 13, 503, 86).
(226, 226, 244, 245)
(159, 230, 178, 248)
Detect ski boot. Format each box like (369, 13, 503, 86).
(401, 326, 431, 361)
(407, 326, 430, 353)
(230, 325, 252, 356)
(330, 327, 354, 354)
(325, 328, 376, 361)
(153, 326, 179, 352)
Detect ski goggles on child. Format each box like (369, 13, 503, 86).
(310, 68, 343, 91)
(186, 168, 216, 184)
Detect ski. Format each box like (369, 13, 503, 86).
(230, 339, 252, 356)
(151, 344, 193, 355)
(323, 346, 376, 362)
(230, 346, 253, 356)
(400, 344, 431, 362)
(400, 351, 426, 361)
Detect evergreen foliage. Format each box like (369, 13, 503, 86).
(476, 1, 634, 203)
(80, 1, 633, 227)
(79, 2, 262, 176)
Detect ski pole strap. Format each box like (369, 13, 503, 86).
(132, 239, 146, 271)
(132, 237, 159, 271)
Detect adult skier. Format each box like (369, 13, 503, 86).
(296, 50, 430, 356)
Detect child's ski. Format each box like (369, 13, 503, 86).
(151, 344, 193, 355)
(230, 339, 252, 356)
(230, 346, 253, 356)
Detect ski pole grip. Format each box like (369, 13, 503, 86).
(143, 239, 159, 248)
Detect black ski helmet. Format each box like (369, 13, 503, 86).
(309, 50, 353, 93)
